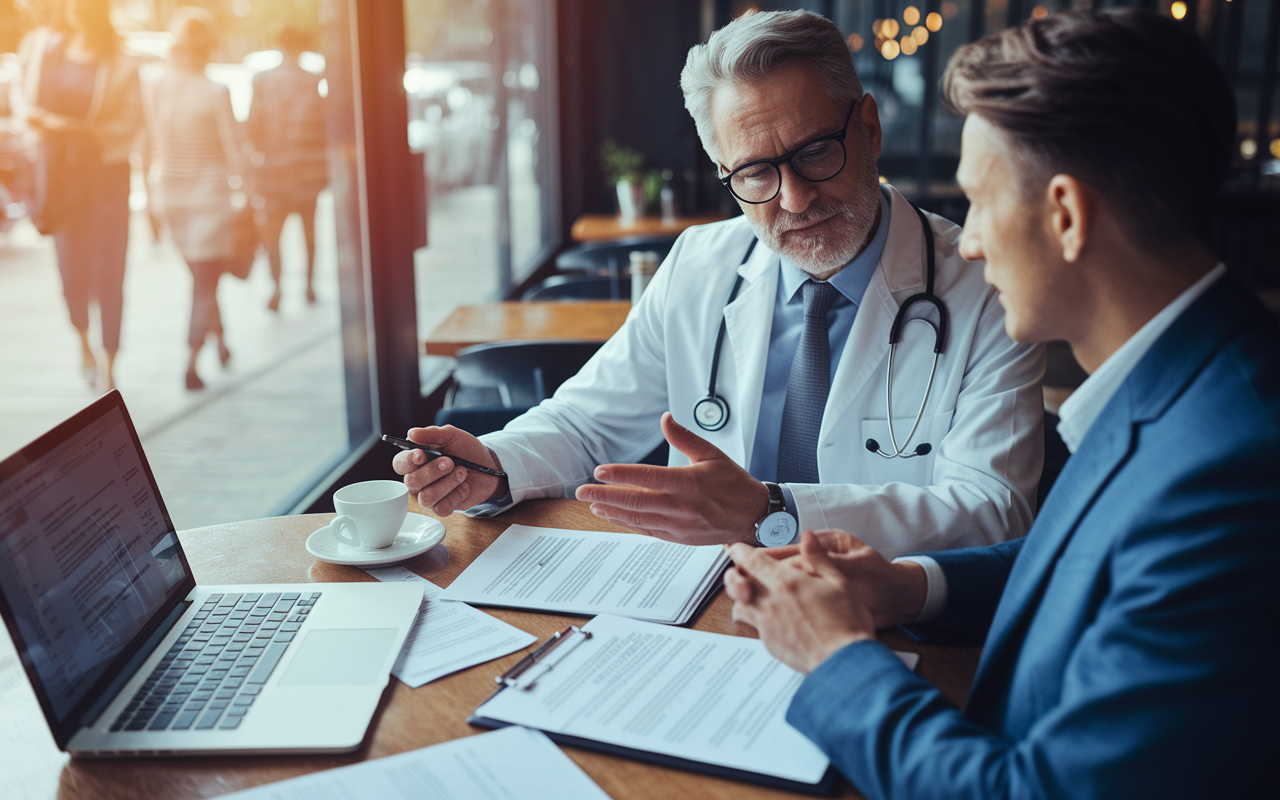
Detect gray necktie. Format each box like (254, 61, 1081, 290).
(777, 280, 838, 484)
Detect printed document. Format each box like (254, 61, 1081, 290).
(440, 525, 727, 624)
(473, 615, 831, 785)
(364, 566, 537, 687)
(216, 725, 610, 800)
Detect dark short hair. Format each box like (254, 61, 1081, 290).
(942, 9, 1235, 250)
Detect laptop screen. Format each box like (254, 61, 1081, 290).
(0, 392, 193, 740)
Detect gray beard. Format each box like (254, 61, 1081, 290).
(748, 151, 883, 277)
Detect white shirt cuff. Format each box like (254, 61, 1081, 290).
(892, 555, 948, 624)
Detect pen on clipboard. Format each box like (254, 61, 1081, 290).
(497, 625, 592, 690)
(380, 434, 508, 478)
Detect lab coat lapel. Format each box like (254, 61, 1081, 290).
(823, 187, 926, 435)
(722, 243, 779, 466)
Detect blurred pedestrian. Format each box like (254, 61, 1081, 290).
(16, 0, 141, 392)
(141, 7, 247, 390)
(248, 25, 327, 312)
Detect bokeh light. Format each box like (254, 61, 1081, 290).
(1171, 2, 1187, 20)
(882, 18, 901, 38)
(881, 38, 901, 60)
(913, 26, 929, 45)
(904, 6, 921, 26)
(901, 36, 918, 56)
(847, 32, 864, 52)
(926, 12, 943, 32)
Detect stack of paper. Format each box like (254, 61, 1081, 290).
(440, 525, 729, 625)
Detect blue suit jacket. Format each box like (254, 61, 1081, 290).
(787, 274, 1280, 799)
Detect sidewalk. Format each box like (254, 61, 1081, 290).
(0, 192, 346, 530)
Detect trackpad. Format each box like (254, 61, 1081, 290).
(278, 628, 398, 686)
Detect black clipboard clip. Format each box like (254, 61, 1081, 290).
(496, 625, 592, 690)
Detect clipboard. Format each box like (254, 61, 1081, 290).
(468, 625, 840, 796)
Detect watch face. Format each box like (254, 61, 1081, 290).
(756, 512, 797, 547)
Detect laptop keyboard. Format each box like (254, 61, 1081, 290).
(110, 591, 321, 733)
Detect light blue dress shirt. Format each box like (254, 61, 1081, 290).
(748, 189, 891, 483)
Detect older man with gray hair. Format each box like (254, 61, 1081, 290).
(394, 10, 1045, 558)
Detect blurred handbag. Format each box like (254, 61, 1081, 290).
(222, 203, 258, 280)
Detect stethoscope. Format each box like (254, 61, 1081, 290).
(693, 204, 949, 461)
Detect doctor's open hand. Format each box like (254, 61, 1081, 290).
(391, 425, 507, 516)
(724, 531, 928, 673)
(575, 412, 769, 545)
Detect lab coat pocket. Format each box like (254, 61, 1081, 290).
(859, 412, 952, 486)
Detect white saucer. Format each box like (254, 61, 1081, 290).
(306, 514, 446, 566)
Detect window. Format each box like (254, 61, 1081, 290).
(0, 0, 377, 528)
(404, 0, 560, 392)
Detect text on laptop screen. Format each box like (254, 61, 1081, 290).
(0, 405, 187, 722)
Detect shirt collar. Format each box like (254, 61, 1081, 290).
(1056, 263, 1228, 453)
(780, 188, 891, 306)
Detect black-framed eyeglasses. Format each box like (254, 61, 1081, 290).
(718, 99, 858, 205)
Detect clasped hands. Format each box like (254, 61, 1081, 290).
(723, 531, 928, 674)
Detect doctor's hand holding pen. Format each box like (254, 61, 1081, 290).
(390, 426, 509, 516)
(575, 412, 771, 545)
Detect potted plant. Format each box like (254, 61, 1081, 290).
(601, 139, 645, 223)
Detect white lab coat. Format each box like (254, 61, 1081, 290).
(479, 186, 1046, 557)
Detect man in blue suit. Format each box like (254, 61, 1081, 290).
(724, 9, 1279, 799)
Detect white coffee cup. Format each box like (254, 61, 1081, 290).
(330, 480, 409, 549)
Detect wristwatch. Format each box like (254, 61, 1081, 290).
(754, 482, 798, 547)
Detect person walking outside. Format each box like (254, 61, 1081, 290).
(141, 7, 248, 390)
(248, 25, 327, 312)
(16, 0, 141, 392)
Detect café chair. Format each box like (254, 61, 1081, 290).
(443, 340, 604, 409)
(522, 274, 618, 301)
(554, 235, 675, 276)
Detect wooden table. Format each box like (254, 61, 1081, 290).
(0, 499, 981, 799)
(422, 301, 631, 356)
(571, 213, 731, 243)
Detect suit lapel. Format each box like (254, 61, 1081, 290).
(965, 402, 1136, 710)
(965, 274, 1267, 713)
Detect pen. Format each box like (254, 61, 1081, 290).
(380, 434, 508, 478)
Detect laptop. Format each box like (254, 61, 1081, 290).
(0, 390, 425, 757)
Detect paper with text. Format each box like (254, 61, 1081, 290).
(217, 725, 610, 800)
(363, 566, 537, 688)
(440, 525, 728, 624)
(475, 615, 831, 785)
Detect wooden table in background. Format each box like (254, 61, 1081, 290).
(0, 499, 982, 800)
(570, 212, 731, 243)
(422, 301, 631, 356)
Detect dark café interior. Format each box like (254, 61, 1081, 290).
(0, 0, 1278, 798)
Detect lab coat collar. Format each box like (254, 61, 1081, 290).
(724, 183, 931, 464)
